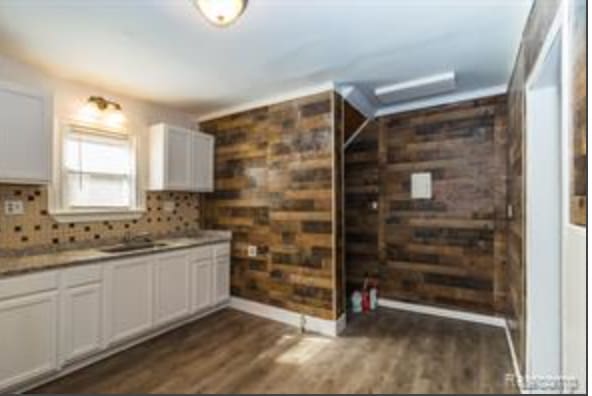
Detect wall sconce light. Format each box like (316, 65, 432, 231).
(79, 96, 126, 129)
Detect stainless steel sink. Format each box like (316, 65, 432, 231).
(99, 242, 167, 254)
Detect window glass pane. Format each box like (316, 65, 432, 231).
(65, 134, 131, 175)
(67, 172, 131, 208)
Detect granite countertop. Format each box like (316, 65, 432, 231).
(0, 230, 231, 279)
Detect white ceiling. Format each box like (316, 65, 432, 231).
(0, 0, 532, 118)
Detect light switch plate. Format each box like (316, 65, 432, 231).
(4, 200, 24, 215)
(411, 172, 432, 199)
(247, 245, 258, 257)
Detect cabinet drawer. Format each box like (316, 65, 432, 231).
(63, 265, 102, 287)
(213, 244, 230, 258)
(0, 271, 58, 301)
(191, 246, 212, 261)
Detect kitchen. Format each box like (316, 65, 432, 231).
(0, 0, 587, 394)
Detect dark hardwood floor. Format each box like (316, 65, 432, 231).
(32, 308, 517, 394)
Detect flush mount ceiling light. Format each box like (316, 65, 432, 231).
(193, 0, 248, 27)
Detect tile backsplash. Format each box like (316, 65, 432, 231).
(0, 185, 201, 253)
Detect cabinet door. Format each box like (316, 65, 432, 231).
(165, 126, 192, 190)
(0, 83, 51, 184)
(105, 258, 153, 345)
(213, 255, 230, 305)
(191, 132, 214, 192)
(154, 253, 190, 327)
(0, 292, 58, 390)
(61, 283, 102, 364)
(191, 259, 213, 313)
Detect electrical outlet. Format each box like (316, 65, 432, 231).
(247, 245, 258, 257)
(163, 201, 175, 213)
(4, 200, 24, 216)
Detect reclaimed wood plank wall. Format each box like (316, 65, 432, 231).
(200, 92, 344, 321)
(345, 119, 380, 294)
(569, 0, 586, 226)
(506, 0, 587, 373)
(506, 0, 561, 373)
(333, 92, 345, 318)
(343, 100, 367, 143)
(345, 95, 509, 315)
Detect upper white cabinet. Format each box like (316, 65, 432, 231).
(149, 123, 214, 192)
(191, 132, 214, 191)
(0, 81, 52, 184)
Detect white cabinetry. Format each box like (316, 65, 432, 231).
(104, 257, 154, 345)
(190, 246, 213, 313)
(149, 123, 214, 192)
(0, 81, 52, 184)
(0, 272, 59, 390)
(60, 265, 103, 364)
(213, 244, 231, 305)
(191, 131, 214, 191)
(0, 240, 230, 393)
(154, 252, 191, 326)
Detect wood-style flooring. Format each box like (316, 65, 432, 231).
(32, 308, 517, 394)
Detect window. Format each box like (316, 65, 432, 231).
(51, 124, 141, 222)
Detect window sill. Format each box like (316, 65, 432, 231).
(50, 209, 146, 224)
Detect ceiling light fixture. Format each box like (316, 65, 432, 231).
(194, 0, 248, 27)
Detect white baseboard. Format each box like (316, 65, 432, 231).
(229, 297, 346, 337)
(378, 298, 506, 328)
(504, 321, 525, 394)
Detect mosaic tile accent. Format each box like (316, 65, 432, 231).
(0, 185, 201, 253)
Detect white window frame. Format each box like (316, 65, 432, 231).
(49, 122, 145, 223)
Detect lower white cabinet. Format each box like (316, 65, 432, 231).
(154, 252, 191, 327)
(0, 291, 59, 390)
(60, 265, 103, 364)
(213, 246, 231, 305)
(61, 283, 103, 363)
(191, 257, 213, 313)
(0, 241, 230, 393)
(105, 257, 154, 345)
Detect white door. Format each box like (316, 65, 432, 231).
(105, 258, 153, 345)
(191, 259, 213, 313)
(154, 253, 191, 326)
(166, 126, 192, 190)
(0, 83, 50, 183)
(61, 283, 103, 364)
(213, 255, 230, 305)
(0, 292, 58, 390)
(191, 132, 214, 191)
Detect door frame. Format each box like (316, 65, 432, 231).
(523, 0, 568, 389)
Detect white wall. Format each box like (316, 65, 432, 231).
(0, 53, 197, 194)
(561, 225, 586, 393)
